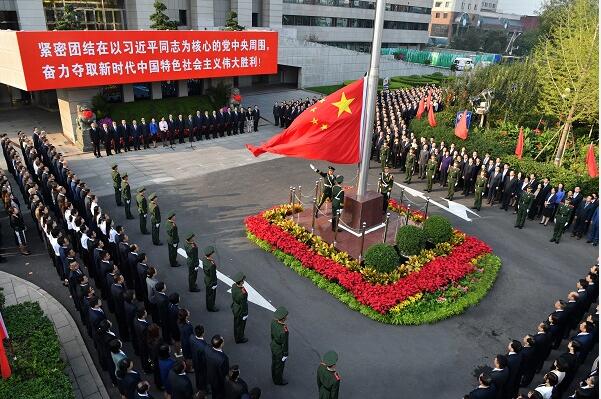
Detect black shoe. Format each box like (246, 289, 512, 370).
(518, 226, 523, 229)
(189, 288, 200, 292)
(126, 216, 135, 220)
(236, 338, 248, 344)
(171, 263, 181, 268)
(208, 307, 219, 312)
(154, 241, 163, 246)
(549, 238, 556, 242)
(555, 241, 560, 244)
(275, 380, 289, 386)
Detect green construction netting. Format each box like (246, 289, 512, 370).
(381, 48, 501, 68)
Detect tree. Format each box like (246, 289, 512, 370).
(55, 4, 82, 30)
(224, 11, 245, 31)
(450, 29, 510, 54)
(150, 0, 177, 30)
(534, 0, 599, 165)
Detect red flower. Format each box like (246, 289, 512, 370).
(82, 110, 93, 119)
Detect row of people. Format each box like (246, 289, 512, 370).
(466, 265, 599, 399)
(85, 105, 262, 157)
(272, 97, 320, 128)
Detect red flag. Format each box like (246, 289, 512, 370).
(454, 110, 468, 140)
(515, 127, 524, 159)
(0, 310, 11, 380)
(428, 103, 437, 127)
(416, 98, 425, 120)
(246, 77, 366, 164)
(586, 143, 598, 178)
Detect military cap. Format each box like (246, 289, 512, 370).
(111, 164, 118, 169)
(336, 176, 344, 184)
(137, 187, 146, 193)
(203, 245, 215, 256)
(322, 351, 338, 367)
(149, 192, 157, 200)
(328, 165, 336, 171)
(167, 210, 176, 219)
(122, 173, 128, 178)
(185, 232, 195, 241)
(233, 272, 245, 284)
(274, 306, 288, 320)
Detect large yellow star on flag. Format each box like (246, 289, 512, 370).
(331, 92, 355, 117)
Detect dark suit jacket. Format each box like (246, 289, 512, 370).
(468, 386, 496, 399)
(205, 347, 229, 397)
(131, 124, 141, 138)
(189, 336, 208, 389)
(506, 352, 523, 394)
(118, 124, 130, 139)
(489, 368, 509, 399)
(89, 127, 103, 143)
(156, 292, 171, 337)
(119, 370, 141, 399)
(168, 370, 194, 399)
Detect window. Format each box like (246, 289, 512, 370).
(435, 12, 440, 18)
(461, 2, 464, 8)
(443, 12, 448, 17)
(430, 24, 449, 36)
(468, 4, 471, 9)
(445, 2, 449, 6)
(474, 4, 477, 9)
(101, 85, 123, 103)
(178, 9, 187, 26)
(133, 83, 151, 101)
(161, 81, 178, 98)
(43, 0, 126, 30)
(435, 2, 442, 6)
(252, 12, 259, 27)
(0, 11, 19, 30)
(282, 15, 427, 30)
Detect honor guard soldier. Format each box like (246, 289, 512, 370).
(331, 176, 344, 232)
(111, 164, 122, 206)
(184, 233, 200, 292)
(317, 351, 341, 399)
(551, 199, 573, 244)
(202, 246, 218, 312)
(166, 211, 180, 267)
(378, 165, 393, 213)
(379, 141, 390, 173)
(312, 165, 339, 217)
(404, 148, 415, 183)
(231, 272, 248, 344)
(121, 173, 134, 219)
(136, 187, 148, 234)
(515, 186, 535, 229)
(446, 161, 460, 201)
(149, 193, 162, 245)
(271, 306, 289, 385)
(473, 170, 487, 211)
(425, 154, 437, 192)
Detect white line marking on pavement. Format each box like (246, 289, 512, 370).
(393, 182, 480, 222)
(177, 248, 276, 312)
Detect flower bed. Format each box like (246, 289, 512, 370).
(245, 204, 501, 325)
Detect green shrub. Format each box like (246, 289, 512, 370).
(108, 95, 215, 122)
(422, 215, 453, 244)
(364, 244, 400, 273)
(396, 225, 426, 256)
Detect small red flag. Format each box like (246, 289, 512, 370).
(455, 110, 468, 140)
(0, 311, 11, 380)
(586, 143, 598, 178)
(515, 127, 524, 159)
(416, 98, 425, 120)
(246, 77, 366, 164)
(428, 104, 437, 127)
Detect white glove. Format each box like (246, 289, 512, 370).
(309, 163, 316, 171)
(143, 214, 147, 217)
(118, 188, 121, 191)
(126, 200, 130, 204)
(281, 356, 288, 362)
(242, 315, 248, 321)
(455, 182, 458, 187)
(211, 285, 217, 290)
(173, 243, 178, 247)
(155, 223, 159, 227)
(554, 218, 557, 223)
(564, 222, 568, 227)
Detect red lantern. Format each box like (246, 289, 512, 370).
(233, 94, 242, 102)
(82, 110, 93, 119)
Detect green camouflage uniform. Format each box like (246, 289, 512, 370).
(446, 166, 460, 200)
(425, 159, 437, 192)
(203, 256, 218, 311)
(150, 201, 161, 245)
(473, 176, 486, 211)
(552, 203, 573, 243)
(404, 153, 415, 183)
(231, 283, 248, 342)
(122, 180, 132, 218)
(112, 169, 122, 206)
(515, 191, 535, 228)
(166, 219, 179, 266)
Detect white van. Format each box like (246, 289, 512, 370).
(453, 57, 474, 71)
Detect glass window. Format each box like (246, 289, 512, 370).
(188, 79, 203, 96)
(133, 83, 151, 101)
(161, 81, 178, 98)
(336, 18, 348, 27)
(178, 9, 187, 26)
(101, 85, 123, 103)
(443, 12, 447, 17)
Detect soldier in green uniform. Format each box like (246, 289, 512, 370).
(551, 199, 573, 244)
(379, 141, 390, 173)
(331, 176, 344, 232)
(317, 351, 341, 399)
(473, 170, 487, 211)
(312, 165, 339, 217)
(446, 161, 460, 200)
(378, 165, 393, 213)
(231, 272, 248, 344)
(404, 148, 415, 183)
(165, 211, 180, 267)
(515, 186, 535, 229)
(149, 193, 162, 245)
(202, 246, 218, 312)
(184, 232, 200, 292)
(425, 154, 437, 193)
(121, 173, 134, 219)
(111, 164, 122, 206)
(136, 187, 149, 234)
(270, 306, 289, 385)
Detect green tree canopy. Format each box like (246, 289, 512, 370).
(150, 0, 178, 30)
(55, 4, 82, 30)
(224, 11, 245, 31)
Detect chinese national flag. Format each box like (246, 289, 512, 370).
(427, 92, 437, 127)
(455, 110, 468, 140)
(515, 127, 524, 159)
(416, 98, 425, 120)
(246, 77, 366, 164)
(586, 143, 598, 178)
(0, 310, 11, 380)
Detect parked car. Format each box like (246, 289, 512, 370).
(452, 57, 474, 71)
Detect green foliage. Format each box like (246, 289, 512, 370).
(423, 215, 453, 244)
(364, 244, 400, 274)
(205, 81, 231, 109)
(307, 84, 344, 95)
(91, 94, 109, 120)
(107, 95, 214, 122)
(224, 11, 245, 31)
(150, 0, 178, 30)
(54, 4, 82, 31)
(247, 231, 502, 325)
(0, 302, 73, 399)
(396, 225, 426, 256)
(308, 74, 449, 96)
(450, 29, 511, 54)
(0, 287, 4, 309)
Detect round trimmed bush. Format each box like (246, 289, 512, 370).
(422, 215, 453, 244)
(395, 225, 426, 256)
(364, 244, 400, 273)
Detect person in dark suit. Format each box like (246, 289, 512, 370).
(131, 120, 141, 151)
(557, 340, 580, 395)
(88, 296, 107, 336)
(185, 114, 195, 142)
(519, 335, 537, 387)
(567, 187, 583, 227)
(116, 358, 142, 399)
(189, 325, 208, 392)
(572, 321, 595, 363)
(231, 108, 239, 136)
(194, 110, 203, 141)
(211, 111, 220, 139)
(168, 293, 181, 348)
(238, 109, 246, 135)
(487, 166, 502, 205)
(533, 322, 552, 373)
(540, 187, 557, 226)
(134, 307, 152, 373)
(101, 123, 113, 156)
(501, 170, 518, 211)
(202, 111, 210, 140)
(223, 365, 249, 398)
(572, 196, 595, 239)
(119, 119, 131, 152)
(123, 289, 138, 347)
(506, 340, 523, 399)
(468, 373, 496, 399)
(536, 178, 552, 217)
(89, 122, 103, 158)
(154, 282, 171, 343)
(206, 335, 229, 399)
(564, 291, 581, 336)
(140, 118, 150, 149)
(176, 114, 185, 143)
(96, 319, 117, 372)
(111, 273, 129, 341)
(111, 121, 121, 153)
(252, 105, 260, 132)
(167, 114, 176, 145)
(135, 381, 154, 399)
(489, 355, 509, 399)
(168, 359, 194, 399)
(273, 102, 280, 126)
(217, 109, 226, 137)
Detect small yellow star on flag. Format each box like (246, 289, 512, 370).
(310, 107, 317, 112)
(311, 117, 318, 125)
(332, 92, 355, 117)
(321, 124, 328, 131)
(319, 98, 326, 103)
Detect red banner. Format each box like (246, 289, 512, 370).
(15, 30, 278, 91)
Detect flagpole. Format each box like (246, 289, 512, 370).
(357, 0, 386, 196)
